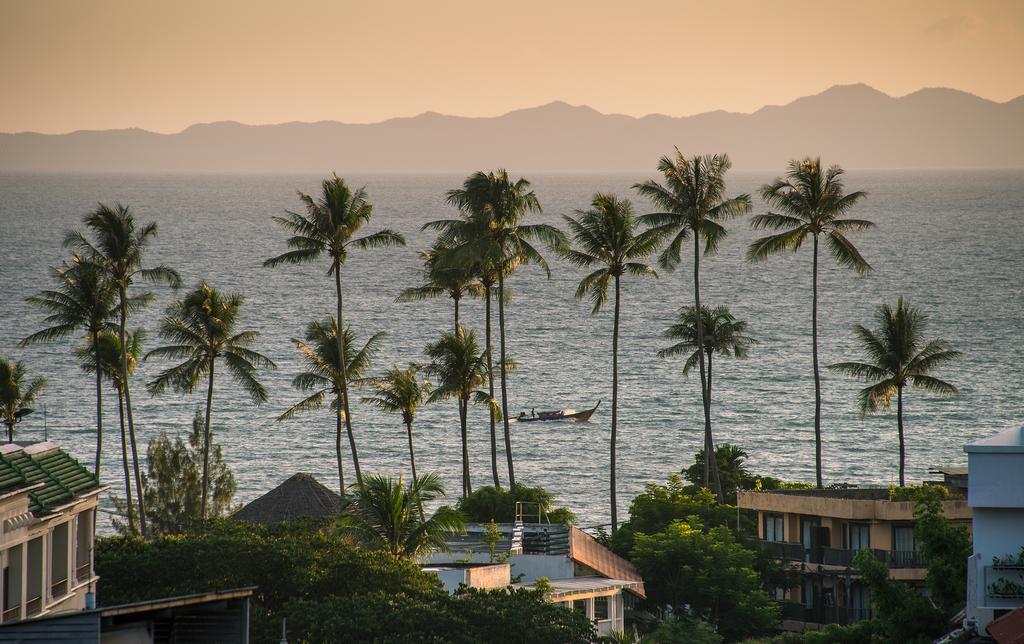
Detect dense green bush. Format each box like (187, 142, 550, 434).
(455, 483, 575, 524)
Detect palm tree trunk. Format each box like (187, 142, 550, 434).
(200, 356, 215, 522)
(610, 274, 621, 534)
(897, 384, 905, 487)
(335, 410, 345, 496)
(454, 295, 461, 336)
(485, 285, 500, 488)
(117, 389, 136, 534)
(119, 287, 147, 536)
(497, 270, 515, 488)
(693, 236, 723, 502)
(459, 397, 471, 497)
(407, 419, 424, 519)
(812, 235, 823, 489)
(94, 345, 103, 480)
(334, 263, 362, 486)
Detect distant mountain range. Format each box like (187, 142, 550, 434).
(2, 84, 1022, 172)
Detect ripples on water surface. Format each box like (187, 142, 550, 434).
(1, 171, 1021, 530)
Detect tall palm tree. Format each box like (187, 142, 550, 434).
(658, 305, 757, 429)
(634, 151, 751, 501)
(265, 174, 405, 486)
(65, 203, 181, 535)
(361, 365, 431, 487)
(145, 282, 275, 521)
(430, 170, 567, 487)
(77, 329, 144, 533)
(338, 473, 465, 559)
(747, 158, 873, 488)
(0, 359, 47, 443)
(278, 318, 384, 493)
(562, 193, 660, 533)
(424, 328, 496, 498)
(397, 239, 483, 335)
(21, 260, 119, 478)
(829, 297, 961, 486)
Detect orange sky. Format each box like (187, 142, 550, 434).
(2, 0, 1023, 134)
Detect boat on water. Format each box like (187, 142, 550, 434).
(516, 400, 601, 423)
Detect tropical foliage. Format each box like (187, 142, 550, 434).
(747, 159, 873, 488)
(829, 296, 960, 485)
(456, 483, 576, 525)
(0, 358, 47, 442)
(361, 364, 430, 486)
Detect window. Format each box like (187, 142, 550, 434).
(801, 518, 820, 549)
(572, 599, 588, 616)
(802, 579, 819, 608)
(893, 526, 915, 552)
(849, 523, 870, 552)
(850, 583, 870, 618)
(594, 595, 609, 621)
(764, 514, 784, 542)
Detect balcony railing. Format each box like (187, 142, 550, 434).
(760, 540, 928, 569)
(2, 606, 21, 623)
(25, 595, 42, 616)
(50, 578, 67, 599)
(76, 563, 91, 583)
(781, 603, 873, 625)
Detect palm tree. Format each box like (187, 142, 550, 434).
(829, 297, 961, 486)
(21, 260, 118, 478)
(634, 151, 751, 501)
(338, 473, 465, 559)
(145, 282, 275, 521)
(424, 328, 496, 498)
(65, 203, 181, 534)
(265, 174, 405, 486)
(397, 239, 483, 334)
(278, 318, 384, 493)
(0, 359, 47, 443)
(658, 305, 757, 408)
(361, 365, 431, 489)
(562, 193, 660, 533)
(430, 170, 566, 487)
(77, 329, 144, 533)
(747, 158, 873, 488)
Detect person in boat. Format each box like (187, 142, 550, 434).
(531, 407, 536, 418)
(518, 411, 527, 421)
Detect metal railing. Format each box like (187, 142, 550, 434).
(760, 541, 928, 569)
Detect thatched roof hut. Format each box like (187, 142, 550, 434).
(232, 473, 342, 525)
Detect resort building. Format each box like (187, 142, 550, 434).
(964, 427, 1024, 636)
(424, 519, 645, 637)
(737, 484, 972, 631)
(0, 442, 102, 624)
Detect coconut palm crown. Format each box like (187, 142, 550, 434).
(829, 297, 961, 486)
(362, 365, 431, 487)
(396, 239, 484, 334)
(0, 359, 47, 443)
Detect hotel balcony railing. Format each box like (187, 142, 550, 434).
(25, 595, 42, 616)
(76, 563, 91, 583)
(50, 577, 68, 599)
(760, 540, 928, 569)
(2, 606, 21, 623)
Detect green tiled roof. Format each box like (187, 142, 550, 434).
(0, 446, 99, 515)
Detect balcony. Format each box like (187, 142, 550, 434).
(984, 565, 1024, 609)
(760, 541, 928, 569)
(781, 602, 872, 625)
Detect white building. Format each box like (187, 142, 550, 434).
(0, 442, 102, 623)
(964, 427, 1024, 635)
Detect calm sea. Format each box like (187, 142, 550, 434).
(1, 171, 1021, 530)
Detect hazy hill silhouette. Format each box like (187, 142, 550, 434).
(2, 84, 1021, 172)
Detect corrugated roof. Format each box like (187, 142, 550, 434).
(0, 444, 99, 516)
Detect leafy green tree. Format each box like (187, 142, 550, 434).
(22, 259, 118, 477)
(430, 170, 567, 488)
(78, 329, 143, 533)
(338, 473, 465, 559)
(265, 174, 405, 487)
(424, 328, 496, 497)
(0, 358, 47, 443)
(361, 365, 431, 506)
(278, 318, 384, 493)
(641, 618, 723, 644)
(684, 444, 756, 504)
(852, 548, 946, 643)
(747, 159, 873, 488)
(912, 486, 971, 616)
(132, 408, 237, 536)
(563, 193, 660, 533)
(635, 152, 751, 501)
(829, 297, 961, 486)
(631, 519, 779, 641)
(397, 239, 484, 335)
(452, 586, 595, 643)
(456, 483, 576, 525)
(145, 282, 275, 521)
(65, 203, 182, 535)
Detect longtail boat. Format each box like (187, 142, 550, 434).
(515, 400, 601, 423)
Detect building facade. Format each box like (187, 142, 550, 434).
(738, 487, 971, 631)
(0, 442, 101, 623)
